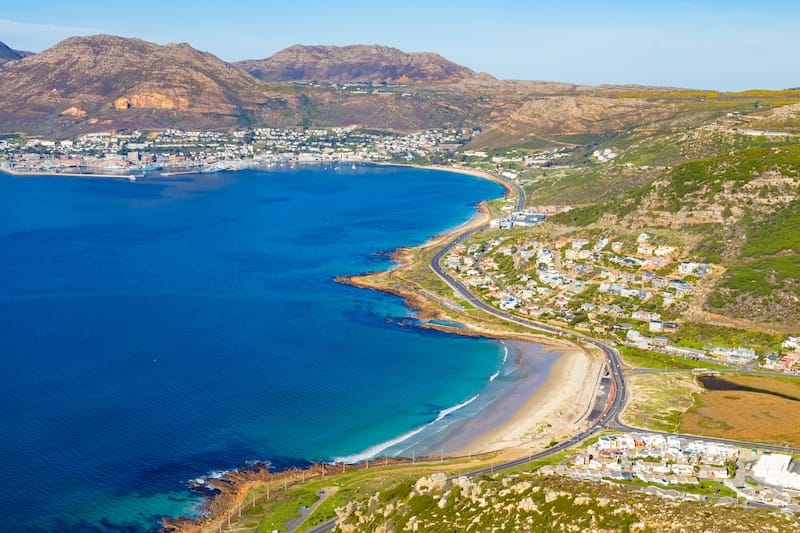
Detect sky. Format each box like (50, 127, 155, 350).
(1, 0, 798, 90)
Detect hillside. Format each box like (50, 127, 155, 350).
(0, 34, 277, 133)
(0, 35, 699, 137)
(535, 91, 800, 327)
(237, 44, 476, 83)
(0, 40, 25, 65)
(333, 472, 798, 532)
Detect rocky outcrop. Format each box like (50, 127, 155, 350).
(237, 44, 477, 83)
(112, 91, 190, 111)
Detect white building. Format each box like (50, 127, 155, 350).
(753, 453, 800, 490)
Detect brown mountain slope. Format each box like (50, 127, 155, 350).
(237, 44, 477, 83)
(0, 34, 686, 139)
(0, 35, 272, 133)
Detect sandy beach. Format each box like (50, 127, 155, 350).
(453, 346, 603, 456)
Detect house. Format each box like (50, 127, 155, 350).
(664, 345, 706, 359)
(782, 337, 799, 351)
(651, 277, 669, 289)
(637, 242, 656, 256)
(499, 295, 518, 310)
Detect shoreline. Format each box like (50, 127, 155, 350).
(334, 163, 604, 456)
(0, 167, 140, 179)
(76, 161, 599, 531)
(453, 346, 602, 455)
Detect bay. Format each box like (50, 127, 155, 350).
(0, 165, 510, 531)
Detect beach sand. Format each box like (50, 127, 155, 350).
(453, 346, 603, 456)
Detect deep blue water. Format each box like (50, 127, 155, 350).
(0, 165, 508, 531)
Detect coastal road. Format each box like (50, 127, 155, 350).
(428, 175, 629, 433)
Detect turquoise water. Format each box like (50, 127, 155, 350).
(0, 165, 512, 531)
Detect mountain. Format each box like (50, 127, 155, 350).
(0, 36, 500, 134)
(0, 34, 698, 139)
(237, 44, 477, 83)
(0, 34, 274, 133)
(0, 40, 25, 65)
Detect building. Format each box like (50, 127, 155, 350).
(753, 453, 800, 490)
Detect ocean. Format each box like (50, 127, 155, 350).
(0, 165, 552, 531)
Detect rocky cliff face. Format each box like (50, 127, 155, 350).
(0, 35, 268, 132)
(237, 44, 477, 83)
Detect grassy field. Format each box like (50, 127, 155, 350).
(680, 375, 800, 447)
(619, 346, 730, 371)
(622, 373, 700, 432)
(611, 478, 737, 499)
(670, 322, 784, 354)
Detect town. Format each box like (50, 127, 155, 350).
(0, 126, 481, 175)
(443, 225, 800, 374)
(543, 432, 800, 510)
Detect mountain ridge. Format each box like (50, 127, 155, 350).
(0, 33, 720, 139)
(236, 43, 480, 83)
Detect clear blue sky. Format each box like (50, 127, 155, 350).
(1, 1, 798, 90)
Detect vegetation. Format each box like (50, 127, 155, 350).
(670, 322, 783, 354)
(681, 375, 800, 448)
(622, 373, 699, 432)
(333, 471, 798, 532)
(619, 346, 729, 371)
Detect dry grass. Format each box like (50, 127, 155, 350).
(621, 373, 700, 432)
(679, 375, 800, 447)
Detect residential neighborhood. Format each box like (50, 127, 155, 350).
(0, 126, 476, 175)
(544, 432, 800, 510)
(442, 227, 800, 373)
